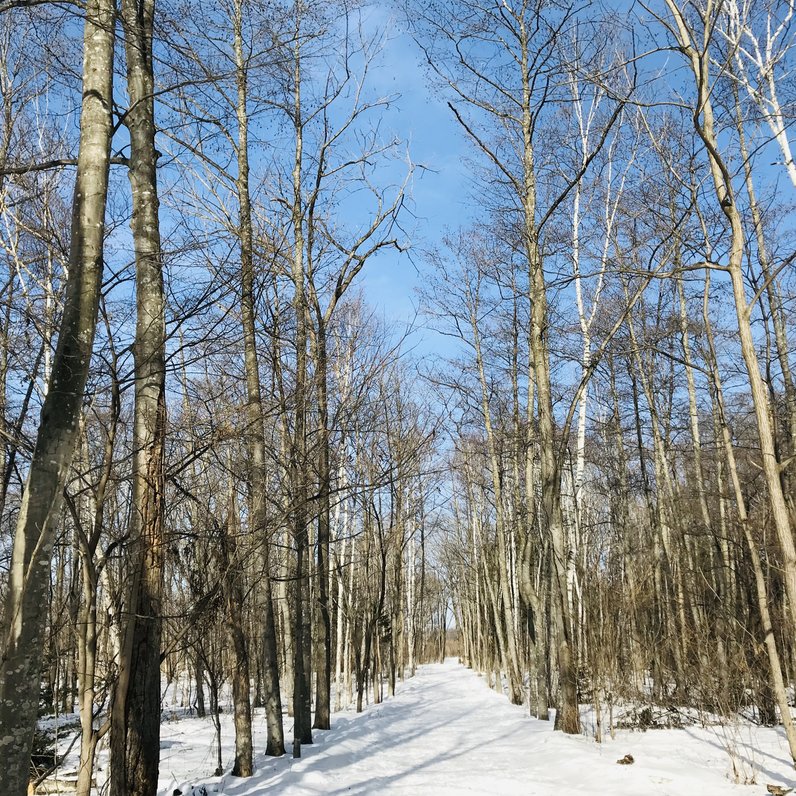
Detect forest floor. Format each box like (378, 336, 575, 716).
(153, 660, 796, 796)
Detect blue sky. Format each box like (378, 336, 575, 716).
(350, 9, 472, 347)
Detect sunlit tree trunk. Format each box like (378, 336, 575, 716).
(0, 2, 114, 791)
(232, 0, 284, 756)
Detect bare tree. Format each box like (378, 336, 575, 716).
(110, 0, 168, 792)
(0, 3, 115, 792)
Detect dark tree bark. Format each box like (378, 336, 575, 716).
(110, 0, 167, 793)
(220, 484, 253, 777)
(312, 322, 332, 730)
(289, 23, 313, 753)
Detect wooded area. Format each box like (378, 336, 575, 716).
(0, 0, 795, 793)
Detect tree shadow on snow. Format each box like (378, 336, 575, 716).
(681, 725, 792, 785)
(217, 689, 506, 795)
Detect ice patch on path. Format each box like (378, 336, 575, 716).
(158, 660, 796, 795)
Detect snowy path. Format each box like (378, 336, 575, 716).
(158, 660, 794, 795)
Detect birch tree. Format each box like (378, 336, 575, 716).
(724, 0, 796, 187)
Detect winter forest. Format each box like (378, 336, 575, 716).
(1, 0, 796, 792)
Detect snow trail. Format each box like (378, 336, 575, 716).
(160, 660, 793, 795)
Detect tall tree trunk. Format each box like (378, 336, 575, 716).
(111, 1, 167, 792)
(518, 13, 579, 733)
(232, 0, 284, 756)
(290, 26, 313, 751)
(528, 224, 579, 734)
(0, 1, 114, 791)
(312, 321, 332, 729)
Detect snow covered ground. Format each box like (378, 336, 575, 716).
(155, 660, 796, 795)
